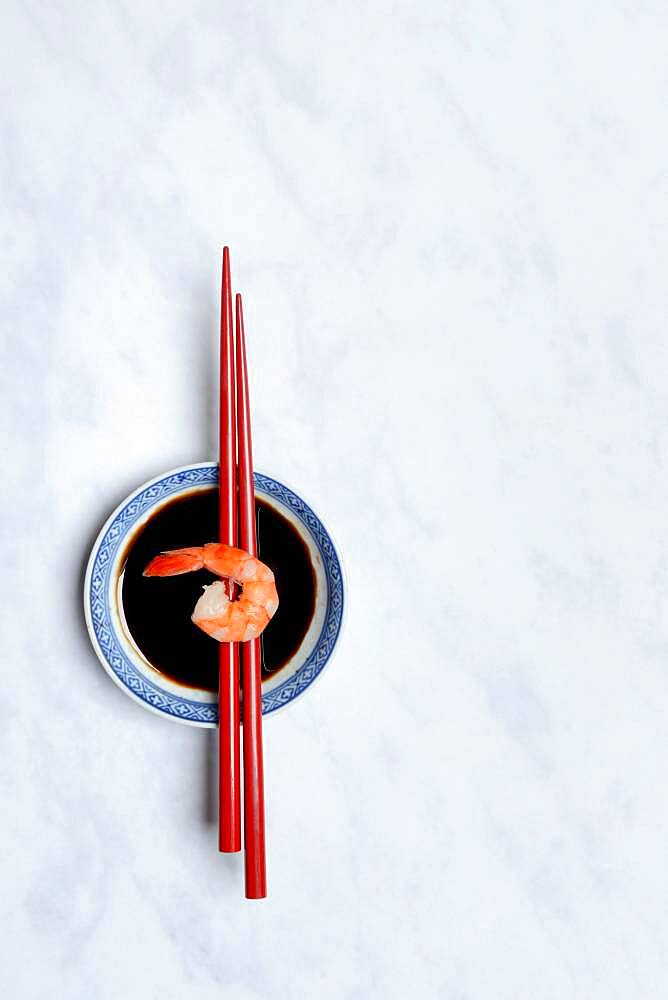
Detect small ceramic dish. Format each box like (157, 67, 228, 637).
(84, 463, 344, 726)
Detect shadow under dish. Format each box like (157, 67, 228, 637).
(119, 488, 316, 691)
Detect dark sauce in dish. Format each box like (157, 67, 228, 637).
(120, 488, 316, 690)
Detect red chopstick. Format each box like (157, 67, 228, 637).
(236, 293, 267, 898)
(218, 248, 241, 853)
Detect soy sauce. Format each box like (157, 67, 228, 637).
(120, 488, 316, 690)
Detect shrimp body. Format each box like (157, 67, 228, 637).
(143, 542, 278, 643)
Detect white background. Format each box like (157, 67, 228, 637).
(2, 3, 667, 998)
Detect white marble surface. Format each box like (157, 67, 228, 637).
(2, 2, 667, 997)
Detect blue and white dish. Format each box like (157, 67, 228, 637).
(84, 463, 345, 726)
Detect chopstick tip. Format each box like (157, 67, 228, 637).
(222, 247, 231, 290)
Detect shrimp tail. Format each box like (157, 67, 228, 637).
(143, 546, 205, 577)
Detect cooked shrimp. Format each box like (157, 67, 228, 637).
(143, 542, 278, 643)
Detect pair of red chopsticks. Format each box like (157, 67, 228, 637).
(218, 247, 266, 899)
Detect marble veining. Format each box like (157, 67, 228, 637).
(2, 2, 667, 997)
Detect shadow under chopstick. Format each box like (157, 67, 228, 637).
(202, 727, 219, 825)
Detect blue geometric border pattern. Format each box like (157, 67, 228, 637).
(87, 465, 344, 722)
(253, 472, 344, 714)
